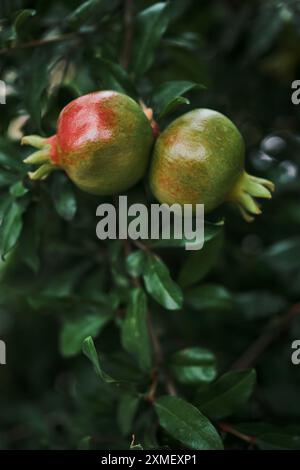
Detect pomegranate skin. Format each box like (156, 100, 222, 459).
(150, 109, 275, 222)
(22, 91, 154, 195)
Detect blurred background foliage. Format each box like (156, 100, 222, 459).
(0, 0, 300, 450)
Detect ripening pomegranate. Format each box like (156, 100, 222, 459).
(22, 91, 154, 195)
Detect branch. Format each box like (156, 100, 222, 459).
(219, 422, 256, 446)
(122, 238, 177, 398)
(231, 303, 300, 370)
(0, 32, 90, 56)
(119, 1, 175, 399)
(120, 0, 134, 69)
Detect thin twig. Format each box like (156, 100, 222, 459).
(119, 0, 176, 399)
(131, 239, 150, 252)
(122, 238, 177, 398)
(231, 303, 300, 370)
(219, 422, 256, 446)
(0, 32, 90, 55)
(120, 0, 134, 69)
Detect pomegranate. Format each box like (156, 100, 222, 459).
(22, 91, 154, 195)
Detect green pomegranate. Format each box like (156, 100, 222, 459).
(150, 109, 274, 221)
(22, 91, 154, 195)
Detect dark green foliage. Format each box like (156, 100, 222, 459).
(0, 0, 300, 451)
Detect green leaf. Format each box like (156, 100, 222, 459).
(151, 221, 223, 249)
(164, 31, 201, 51)
(18, 203, 44, 272)
(117, 393, 140, 436)
(246, 1, 284, 60)
(66, 0, 102, 28)
(178, 231, 223, 288)
(143, 253, 183, 310)
(263, 237, 300, 272)
(131, 2, 171, 77)
(169, 347, 217, 385)
(121, 288, 152, 371)
(195, 369, 256, 420)
(204, 221, 224, 242)
(0, 138, 24, 172)
(186, 284, 233, 311)
(51, 174, 77, 221)
(10, 181, 28, 198)
(159, 96, 190, 118)
(60, 311, 112, 357)
(126, 250, 147, 277)
(0, 171, 18, 188)
(153, 80, 205, 118)
(235, 423, 300, 450)
(235, 290, 287, 319)
(154, 396, 223, 450)
(82, 336, 116, 383)
(95, 58, 137, 98)
(77, 436, 91, 450)
(0, 196, 12, 221)
(13, 9, 36, 39)
(0, 200, 27, 258)
(257, 433, 300, 450)
(41, 262, 90, 298)
(22, 51, 50, 132)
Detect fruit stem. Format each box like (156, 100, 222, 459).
(226, 171, 275, 222)
(140, 101, 160, 138)
(21, 134, 59, 180)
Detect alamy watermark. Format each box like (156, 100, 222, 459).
(291, 340, 300, 365)
(291, 80, 300, 105)
(0, 340, 6, 365)
(96, 196, 205, 250)
(0, 80, 6, 104)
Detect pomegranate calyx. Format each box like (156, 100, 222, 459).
(21, 134, 59, 180)
(226, 171, 275, 222)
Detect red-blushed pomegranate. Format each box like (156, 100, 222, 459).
(22, 91, 154, 195)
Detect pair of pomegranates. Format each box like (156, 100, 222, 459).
(22, 91, 274, 221)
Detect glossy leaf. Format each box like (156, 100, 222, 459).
(152, 221, 223, 249)
(117, 393, 140, 436)
(131, 2, 171, 77)
(195, 369, 256, 420)
(13, 9, 36, 39)
(126, 250, 147, 277)
(169, 347, 217, 385)
(236, 423, 300, 450)
(153, 80, 205, 118)
(51, 173, 77, 221)
(121, 288, 152, 371)
(0, 138, 24, 172)
(155, 396, 223, 450)
(67, 0, 102, 28)
(10, 181, 28, 198)
(82, 336, 116, 383)
(186, 284, 233, 311)
(0, 200, 27, 258)
(178, 231, 223, 288)
(22, 51, 50, 131)
(60, 311, 112, 357)
(95, 58, 137, 98)
(143, 253, 183, 310)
